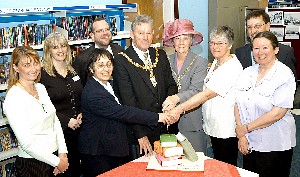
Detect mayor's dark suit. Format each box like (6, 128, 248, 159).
(78, 77, 159, 176)
(235, 43, 296, 78)
(113, 46, 177, 146)
(73, 43, 124, 86)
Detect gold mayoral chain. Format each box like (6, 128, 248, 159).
(171, 56, 196, 92)
(120, 48, 159, 87)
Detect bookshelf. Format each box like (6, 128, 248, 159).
(0, 4, 136, 54)
(0, 3, 136, 164)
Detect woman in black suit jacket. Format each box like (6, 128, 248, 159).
(78, 48, 177, 177)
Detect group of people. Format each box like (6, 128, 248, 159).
(2, 10, 296, 177)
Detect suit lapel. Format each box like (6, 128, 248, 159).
(90, 78, 116, 101)
(169, 54, 178, 74)
(178, 51, 195, 75)
(126, 46, 158, 96)
(110, 43, 123, 57)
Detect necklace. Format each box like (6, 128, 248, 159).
(18, 80, 38, 98)
(170, 56, 196, 92)
(120, 48, 159, 87)
(215, 54, 232, 68)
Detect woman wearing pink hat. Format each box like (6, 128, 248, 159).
(162, 19, 208, 153)
(165, 25, 243, 166)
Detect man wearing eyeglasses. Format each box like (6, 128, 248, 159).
(235, 10, 296, 78)
(73, 18, 124, 86)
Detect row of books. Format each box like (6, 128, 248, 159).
(56, 14, 118, 41)
(0, 56, 9, 85)
(154, 133, 199, 167)
(154, 134, 183, 167)
(0, 14, 119, 50)
(0, 158, 16, 177)
(0, 126, 18, 153)
(0, 24, 55, 49)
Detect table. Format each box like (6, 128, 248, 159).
(98, 154, 259, 177)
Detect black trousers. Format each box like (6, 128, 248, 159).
(243, 148, 293, 177)
(60, 130, 81, 177)
(15, 156, 55, 177)
(210, 136, 238, 166)
(80, 153, 127, 177)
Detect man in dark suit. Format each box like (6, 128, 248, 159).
(235, 10, 296, 78)
(73, 18, 124, 86)
(113, 15, 178, 160)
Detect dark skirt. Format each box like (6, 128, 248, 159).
(15, 156, 55, 177)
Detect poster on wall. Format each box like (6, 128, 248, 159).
(268, 11, 284, 25)
(270, 27, 284, 41)
(284, 12, 300, 26)
(285, 25, 300, 39)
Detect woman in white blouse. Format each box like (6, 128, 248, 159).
(168, 26, 243, 165)
(235, 31, 296, 177)
(4, 46, 68, 176)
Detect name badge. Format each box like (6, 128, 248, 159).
(72, 75, 80, 82)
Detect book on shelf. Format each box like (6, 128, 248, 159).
(155, 153, 182, 167)
(160, 134, 177, 147)
(154, 140, 183, 158)
(0, 126, 18, 152)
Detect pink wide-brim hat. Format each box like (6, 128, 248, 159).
(162, 19, 203, 47)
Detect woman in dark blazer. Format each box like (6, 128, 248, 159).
(78, 48, 177, 177)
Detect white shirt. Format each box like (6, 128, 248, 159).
(3, 83, 67, 167)
(93, 76, 120, 105)
(132, 43, 149, 64)
(202, 54, 243, 138)
(235, 60, 296, 152)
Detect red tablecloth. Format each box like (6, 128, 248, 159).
(98, 159, 241, 177)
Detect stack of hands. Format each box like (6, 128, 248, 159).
(160, 95, 183, 124)
(68, 113, 82, 130)
(53, 153, 69, 176)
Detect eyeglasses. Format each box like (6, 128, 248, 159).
(209, 41, 227, 47)
(94, 28, 110, 34)
(246, 23, 265, 31)
(95, 62, 113, 70)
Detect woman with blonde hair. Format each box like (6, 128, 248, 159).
(40, 32, 83, 177)
(4, 46, 68, 176)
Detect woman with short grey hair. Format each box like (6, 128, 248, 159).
(168, 25, 243, 165)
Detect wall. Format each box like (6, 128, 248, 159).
(179, 0, 208, 59)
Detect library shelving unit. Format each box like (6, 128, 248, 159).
(0, 3, 136, 162)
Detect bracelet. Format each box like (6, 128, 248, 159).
(245, 124, 249, 133)
(179, 104, 186, 114)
